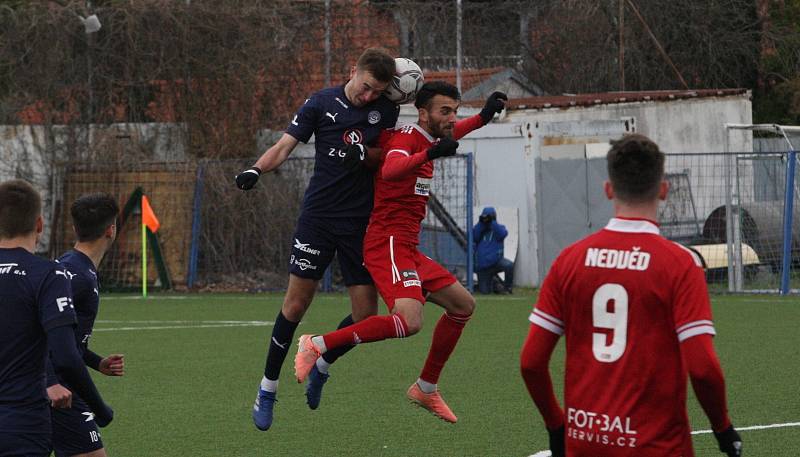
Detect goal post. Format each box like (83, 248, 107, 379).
(724, 123, 800, 294)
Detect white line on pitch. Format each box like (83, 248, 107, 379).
(96, 320, 268, 324)
(691, 421, 800, 435)
(94, 321, 274, 332)
(528, 421, 800, 456)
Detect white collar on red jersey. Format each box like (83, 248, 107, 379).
(605, 217, 660, 234)
(408, 123, 435, 143)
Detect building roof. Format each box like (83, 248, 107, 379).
(462, 88, 750, 111)
(424, 67, 544, 101)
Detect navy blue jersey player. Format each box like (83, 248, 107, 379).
(0, 180, 112, 457)
(235, 48, 399, 431)
(47, 193, 123, 457)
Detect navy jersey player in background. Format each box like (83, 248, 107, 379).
(0, 180, 113, 457)
(47, 193, 123, 457)
(235, 47, 399, 431)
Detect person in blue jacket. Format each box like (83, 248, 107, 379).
(472, 207, 513, 294)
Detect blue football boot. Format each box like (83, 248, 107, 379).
(305, 364, 330, 410)
(252, 388, 277, 431)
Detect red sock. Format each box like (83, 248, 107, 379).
(420, 312, 472, 384)
(323, 314, 408, 351)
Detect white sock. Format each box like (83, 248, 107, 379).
(311, 335, 327, 353)
(261, 376, 278, 393)
(315, 357, 331, 374)
(416, 378, 437, 394)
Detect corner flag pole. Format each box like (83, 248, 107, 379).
(141, 195, 161, 298)
(142, 218, 147, 297)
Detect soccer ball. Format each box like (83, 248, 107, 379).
(384, 58, 424, 105)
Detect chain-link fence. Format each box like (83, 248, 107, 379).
(659, 152, 800, 293)
(51, 154, 474, 292)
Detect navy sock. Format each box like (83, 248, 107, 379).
(321, 314, 356, 364)
(264, 311, 299, 381)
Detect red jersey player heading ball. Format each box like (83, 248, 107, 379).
(295, 82, 507, 424)
(520, 134, 742, 457)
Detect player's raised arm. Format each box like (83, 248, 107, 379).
(235, 133, 300, 190)
(452, 91, 507, 140)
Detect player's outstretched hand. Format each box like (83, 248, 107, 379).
(547, 425, 565, 457)
(427, 138, 459, 161)
(94, 404, 114, 428)
(340, 144, 367, 172)
(714, 425, 743, 456)
(47, 384, 72, 409)
(99, 354, 125, 376)
(479, 91, 508, 124)
(235, 166, 261, 190)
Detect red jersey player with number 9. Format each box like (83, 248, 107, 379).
(520, 134, 743, 457)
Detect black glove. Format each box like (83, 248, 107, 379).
(235, 166, 261, 190)
(93, 404, 114, 428)
(426, 138, 459, 161)
(548, 425, 565, 457)
(339, 143, 367, 172)
(479, 91, 508, 124)
(714, 425, 742, 456)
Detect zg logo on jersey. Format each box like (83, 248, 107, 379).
(342, 129, 364, 145)
(56, 296, 74, 312)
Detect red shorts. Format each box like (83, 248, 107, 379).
(363, 234, 456, 310)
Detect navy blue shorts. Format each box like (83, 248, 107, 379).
(51, 398, 104, 457)
(0, 432, 50, 457)
(289, 217, 373, 286)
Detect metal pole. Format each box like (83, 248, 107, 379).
(724, 127, 735, 292)
(780, 149, 797, 294)
(619, 0, 625, 91)
(324, 0, 331, 87)
(466, 152, 474, 292)
(456, 0, 462, 93)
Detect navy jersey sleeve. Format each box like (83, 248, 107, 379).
(285, 95, 322, 143)
(38, 267, 77, 331)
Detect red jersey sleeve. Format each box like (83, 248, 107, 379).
(530, 254, 565, 336)
(453, 114, 484, 140)
(671, 244, 715, 342)
(381, 129, 428, 181)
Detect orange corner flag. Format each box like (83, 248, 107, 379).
(142, 195, 160, 233)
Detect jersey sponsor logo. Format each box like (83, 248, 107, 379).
(342, 129, 364, 145)
(81, 333, 92, 344)
(414, 178, 431, 196)
(368, 110, 381, 124)
(335, 97, 349, 109)
(400, 270, 419, 280)
(293, 258, 318, 271)
(584, 247, 650, 271)
(291, 114, 299, 126)
(566, 407, 638, 449)
(56, 296, 74, 312)
(294, 238, 321, 256)
(325, 111, 339, 123)
(82, 411, 95, 422)
(271, 337, 288, 350)
(55, 269, 76, 280)
(403, 279, 422, 288)
(0, 263, 25, 275)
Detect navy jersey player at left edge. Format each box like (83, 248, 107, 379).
(47, 193, 123, 457)
(0, 180, 113, 457)
(235, 48, 399, 432)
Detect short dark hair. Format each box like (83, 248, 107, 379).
(414, 81, 461, 110)
(356, 48, 395, 83)
(71, 193, 119, 242)
(607, 134, 665, 203)
(0, 179, 41, 239)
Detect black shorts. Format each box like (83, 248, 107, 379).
(0, 432, 50, 457)
(289, 217, 373, 286)
(51, 398, 104, 457)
